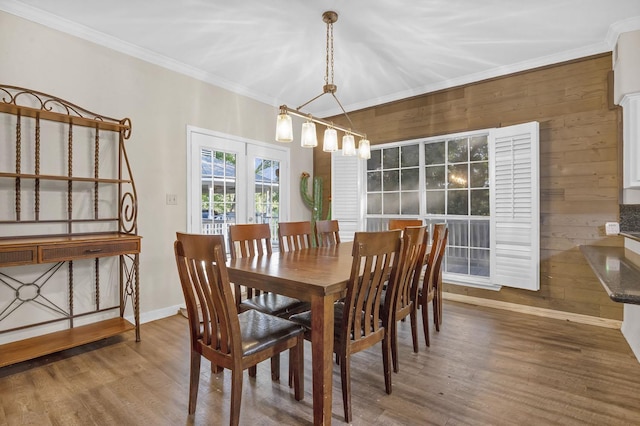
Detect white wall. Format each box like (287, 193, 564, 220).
(0, 11, 313, 330)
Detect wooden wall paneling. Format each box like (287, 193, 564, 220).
(315, 53, 624, 320)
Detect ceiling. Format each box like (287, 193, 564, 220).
(3, 0, 640, 116)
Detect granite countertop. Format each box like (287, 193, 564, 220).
(620, 231, 640, 242)
(580, 245, 640, 304)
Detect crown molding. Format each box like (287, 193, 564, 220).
(605, 16, 640, 49)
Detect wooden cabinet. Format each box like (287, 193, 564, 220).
(0, 85, 141, 368)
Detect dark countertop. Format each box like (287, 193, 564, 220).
(580, 245, 640, 304)
(620, 231, 640, 242)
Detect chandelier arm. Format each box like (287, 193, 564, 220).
(330, 93, 357, 133)
(296, 91, 329, 111)
(280, 105, 366, 139)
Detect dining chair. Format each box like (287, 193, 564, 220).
(315, 219, 341, 247)
(383, 225, 427, 372)
(278, 221, 313, 252)
(174, 233, 304, 426)
(290, 229, 403, 423)
(388, 219, 423, 231)
(228, 223, 308, 379)
(418, 223, 448, 346)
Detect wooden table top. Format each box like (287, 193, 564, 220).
(226, 241, 354, 299)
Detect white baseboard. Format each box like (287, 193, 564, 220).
(443, 292, 622, 330)
(125, 304, 183, 325)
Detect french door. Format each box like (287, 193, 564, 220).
(187, 126, 289, 246)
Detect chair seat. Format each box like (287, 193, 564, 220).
(238, 310, 305, 357)
(289, 302, 345, 339)
(240, 293, 310, 317)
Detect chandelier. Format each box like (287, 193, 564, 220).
(275, 11, 370, 159)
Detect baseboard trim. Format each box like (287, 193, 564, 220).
(443, 293, 622, 329)
(125, 304, 183, 325)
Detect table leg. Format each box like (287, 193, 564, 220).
(310, 294, 334, 426)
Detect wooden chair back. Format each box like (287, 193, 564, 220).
(315, 219, 341, 246)
(344, 230, 402, 346)
(228, 223, 272, 306)
(388, 219, 422, 230)
(278, 221, 313, 252)
(175, 233, 240, 364)
(228, 223, 272, 259)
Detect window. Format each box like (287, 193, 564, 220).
(352, 122, 539, 290)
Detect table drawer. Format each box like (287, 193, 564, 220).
(0, 246, 37, 266)
(39, 239, 140, 262)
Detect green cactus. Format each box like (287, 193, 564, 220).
(300, 172, 331, 245)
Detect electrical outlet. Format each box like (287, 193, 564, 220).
(605, 222, 619, 236)
(166, 194, 177, 205)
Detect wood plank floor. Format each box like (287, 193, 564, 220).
(1, 301, 640, 425)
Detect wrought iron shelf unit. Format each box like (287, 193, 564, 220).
(0, 85, 141, 368)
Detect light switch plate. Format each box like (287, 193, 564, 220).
(166, 193, 177, 205)
(605, 222, 619, 235)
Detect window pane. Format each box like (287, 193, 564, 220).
(470, 249, 489, 276)
(401, 192, 419, 215)
(426, 191, 445, 214)
(425, 165, 445, 189)
(470, 189, 490, 216)
(470, 220, 490, 248)
(448, 220, 469, 247)
(425, 142, 445, 165)
(470, 162, 488, 188)
(401, 168, 419, 190)
(383, 147, 399, 169)
(383, 192, 400, 214)
(470, 135, 488, 161)
(448, 164, 468, 189)
(367, 193, 382, 214)
(446, 246, 469, 274)
(401, 144, 420, 167)
(448, 190, 468, 215)
(367, 149, 382, 171)
(448, 138, 468, 163)
(367, 171, 382, 191)
(383, 170, 399, 191)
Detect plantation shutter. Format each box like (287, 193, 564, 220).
(331, 152, 364, 241)
(489, 121, 540, 290)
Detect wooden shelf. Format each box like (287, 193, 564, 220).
(0, 317, 135, 368)
(0, 171, 132, 184)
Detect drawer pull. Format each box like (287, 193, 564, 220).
(85, 248, 103, 254)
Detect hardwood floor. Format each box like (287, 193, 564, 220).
(1, 301, 640, 425)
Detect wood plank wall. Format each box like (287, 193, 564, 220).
(313, 53, 623, 320)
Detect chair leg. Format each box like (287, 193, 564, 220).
(422, 301, 431, 347)
(271, 354, 280, 381)
(391, 322, 399, 373)
(292, 335, 304, 401)
(410, 307, 419, 353)
(382, 337, 392, 395)
(433, 296, 440, 332)
(340, 354, 352, 423)
(248, 365, 257, 377)
(188, 351, 202, 415)
(211, 362, 223, 374)
(230, 368, 243, 426)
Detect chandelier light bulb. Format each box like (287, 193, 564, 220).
(323, 128, 338, 152)
(275, 112, 293, 143)
(342, 133, 356, 156)
(300, 121, 318, 148)
(358, 138, 371, 159)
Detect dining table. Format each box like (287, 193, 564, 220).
(227, 241, 355, 426)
